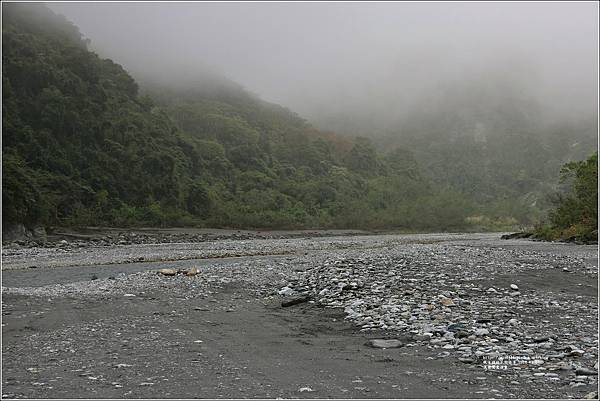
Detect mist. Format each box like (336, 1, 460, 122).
(48, 2, 598, 136)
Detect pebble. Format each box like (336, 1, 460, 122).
(278, 287, 294, 296)
(281, 296, 310, 307)
(158, 268, 177, 276)
(367, 339, 404, 349)
(576, 368, 598, 376)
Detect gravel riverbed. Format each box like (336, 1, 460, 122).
(1, 232, 597, 399)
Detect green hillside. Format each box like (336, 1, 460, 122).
(3, 3, 471, 231)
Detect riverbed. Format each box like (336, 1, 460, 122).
(1, 232, 597, 398)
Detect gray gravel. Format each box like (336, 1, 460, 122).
(285, 240, 598, 391)
(2, 232, 512, 270)
(2, 232, 597, 398)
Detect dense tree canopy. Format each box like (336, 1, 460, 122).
(3, 4, 466, 231)
(534, 152, 598, 242)
(3, 4, 595, 234)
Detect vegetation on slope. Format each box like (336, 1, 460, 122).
(3, 3, 474, 231)
(534, 152, 598, 243)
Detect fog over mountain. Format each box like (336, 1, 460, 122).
(3, 2, 597, 236)
(49, 2, 598, 135)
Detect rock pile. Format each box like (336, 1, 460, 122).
(283, 244, 598, 387)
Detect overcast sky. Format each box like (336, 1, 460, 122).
(49, 2, 598, 129)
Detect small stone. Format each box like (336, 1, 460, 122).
(474, 328, 489, 336)
(298, 387, 314, 392)
(510, 284, 519, 290)
(570, 349, 585, 357)
(576, 368, 598, 376)
(186, 267, 200, 277)
(123, 294, 136, 297)
(158, 268, 177, 276)
(278, 287, 294, 296)
(281, 296, 310, 307)
(414, 334, 432, 341)
(367, 339, 405, 349)
(555, 362, 574, 371)
(114, 363, 132, 368)
(448, 323, 466, 331)
(584, 391, 598, 399)
(440, 298, 455, 307)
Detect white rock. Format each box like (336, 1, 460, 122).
(368, 339, 404, 348)
(158, 268, 177, 276)
(570, 349, 585, 357)
(115, 363, 132, 368)
(278, 287, 294, 296)
(510, 284, 519, 290)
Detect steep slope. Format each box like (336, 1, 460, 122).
(3, 3, 195, 227)
(309, 74, 597, 226)
(4, 4, 453, 231)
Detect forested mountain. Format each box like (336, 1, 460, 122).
(3, 3, 470, 231)
(4, 4, 593, 233)
(310, 76, 597, 227)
